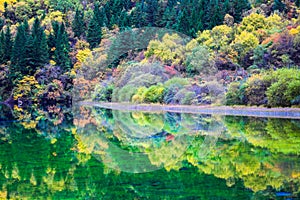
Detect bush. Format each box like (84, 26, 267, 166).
(245, 74, 269, 106)
(92, 83, 114, 102)
(173, 88, 196, 105)
(266, 68, 300, 107)
(186, 46, 215, 76)
(132, 87, 147, 103)
(225, 82, 246, 105)
(164, 77, 189, 88)
(204, 81, 225, 104)
(144, 85, 165, 103)
(115, 62, 166, 88)
(112, 85, 137, 102)
(163, 84, 182, 104)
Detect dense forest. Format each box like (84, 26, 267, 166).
(0, 0, 300, 111)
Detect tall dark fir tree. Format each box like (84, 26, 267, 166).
(2, 26, 12, 63)
(54, 23, 72, 71)
(11, 21, 29, 79)
(24, 18, 49, 75)
(72, 8, 85, 38)
(87, 11, 102, 49)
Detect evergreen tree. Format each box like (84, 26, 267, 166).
(94, 3, 104, 27)
(167, 0, 178, 7)
(24, 18, 49, 75)
(273, 0, 286, 12)
(3, 26, 12, 63)
(144, 0, 159, 26)
(163, 7, 177, 29)
(54, 23, 71, 71)
(72, 8, 85, 38)
(0, 18, 4, 30)
(131, 2, 146, 28)
(0, 31, 4, 64)
(231, 0, 251, 22)
(174, 9, 191, 35)
(11, 22, 28, 77)
(48, 21, 60, 60)
(87, 14, 102, 49)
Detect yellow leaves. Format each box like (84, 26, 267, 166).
(51, 138, 57, 144)
(145, 33, 186, 65)
(21, 120, 38, 129)
(290, 28, 300, 35)
(234, 31, 259, 56)
(0, 190, 7, 199)
(212, 25, 232, 36)
(265, 13, 285, 30)
(0, 0, 16, 12)
(76, 48, 92, 64)
(239, 13, 267, 33)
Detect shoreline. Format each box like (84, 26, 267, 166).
(78, 102, 300, 119)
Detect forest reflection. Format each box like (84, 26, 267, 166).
(0, 105, 299, 199)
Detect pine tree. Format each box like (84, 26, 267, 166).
(231, 0, 251, 22)
(131, 2, 146, 28)
(3, 26, 12, 63)
(0, 31, 4, 64)
(72, 8, 85, 38)
(0, 18, 4, 30)
(163, 7, 177, 29)
(273, 0, 285, 12)
(87, 14, 102, 49)
(11, 22, 27, 76)
(54, 23, 71, 71)
(144, 0, 159, 26)
(24, 18, 49, 75)
(94, 3, 106, 27)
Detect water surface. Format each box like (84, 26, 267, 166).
(0, 105, 300, 199)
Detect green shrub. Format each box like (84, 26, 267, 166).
(132, 87, 147, 103)
(173, 88, 196, 105)
(163, 84, 182, 104)
(266, 68, 300, 107)
(144, 85, 165, 103)
(163, 77, 189, 88)
(92, 84, 114, 102)
(245, 74, 270, 106)
(112, 85, 137, 102)
(186, 46, 215, 76)
(225, 82, 246, 105)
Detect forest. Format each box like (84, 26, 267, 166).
(0, 0, 300, 109)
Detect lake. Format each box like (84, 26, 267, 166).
(0, 104, 300, 199)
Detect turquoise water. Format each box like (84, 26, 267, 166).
(0, 105, 300, 199)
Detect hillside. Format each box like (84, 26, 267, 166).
(0, 0, 299, 118)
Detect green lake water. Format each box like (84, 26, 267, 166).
(0, 105, 300, 199)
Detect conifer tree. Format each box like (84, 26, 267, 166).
(144, 0, 159, 26)
(87, 14, 102, 49)
(273, 0, 285, 12)
(72, 8, 85, 38)
(0, 31, 4, 64)
(3, 26, 12, 63)
(48, 21, 59, 59)
(24, 18, 49, 74)
(231, 0, 251, 22)
(54, 23, 71, 71)
(11, 22, 27, 76)
(94, 3, 104, 27)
